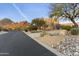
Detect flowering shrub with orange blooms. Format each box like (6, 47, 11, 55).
(3, 21, 30, 31)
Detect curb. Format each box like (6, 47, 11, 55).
(23, 31, 64, 56)
(0, 31, 8, 35)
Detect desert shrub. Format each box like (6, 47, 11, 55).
(0, 27, 3, 31)
(49, 33, 59, 36)
(27, 25, 38, 31)
(70, 28, 79, 35)
(61, 25, 72, 31)
(23, 27, 28, 32)
(14, 27, 21, 31)
(40, 31, 47, 37)
(31, 30, 42, 33)
(0, 27, 8, 31)
(2, 28, 9, 31)
(24, 28, 28, 32)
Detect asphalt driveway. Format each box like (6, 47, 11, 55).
(0, 31, 56, 56)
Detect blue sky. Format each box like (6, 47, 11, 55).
(0, 3, 50, 22)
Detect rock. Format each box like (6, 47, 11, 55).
(59, 30, 68, 35)
(52, 45, 53, 47)
(76, 46, 79, 50)
(55, 37, 79, 56)
(74, 52, 79, 56)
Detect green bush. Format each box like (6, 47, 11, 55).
(31, 30, 42, 33)
(24, 28, 28, 32)
(3, 29, 9, 31)
(27, 25, 38, 31)
(61, 25, 72, 31)
(0, 27, 2, 31)
(70, 28, 79, 35)
(23, 27, 28, 32)
(2, 28, 9, 31)
(0, 27, 6, 31)
(14, 27, 21, 31)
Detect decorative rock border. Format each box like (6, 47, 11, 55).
(55, 37, 79, 56)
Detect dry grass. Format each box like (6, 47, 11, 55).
(39, 34, 65, 47)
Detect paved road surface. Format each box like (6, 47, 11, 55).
(0, 31, 56, 56)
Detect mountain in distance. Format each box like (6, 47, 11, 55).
(0, 18, 14, 26)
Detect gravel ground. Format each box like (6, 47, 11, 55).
(55, 36, 79, 56)
(39, 34, 79, 56)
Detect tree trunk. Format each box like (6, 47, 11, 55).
(70, 19, 78, 27)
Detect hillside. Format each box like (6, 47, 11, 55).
(0, 18, 13, 26)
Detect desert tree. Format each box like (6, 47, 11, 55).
(49, 3, 79, 27)
(31, 18, 46, 30)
